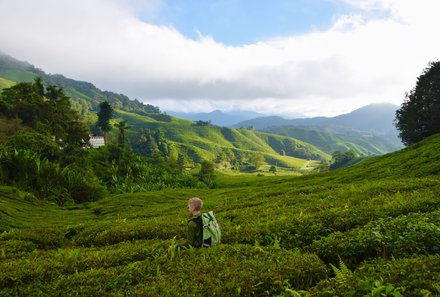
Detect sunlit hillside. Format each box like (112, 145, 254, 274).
(113, 108, 331, 169)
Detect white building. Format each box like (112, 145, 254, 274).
(89, 135, 105, 148)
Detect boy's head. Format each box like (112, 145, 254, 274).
(187, 197, 203, 215)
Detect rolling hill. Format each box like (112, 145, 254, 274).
(1, 133, 439, 295)
(113, 109, 331, 168)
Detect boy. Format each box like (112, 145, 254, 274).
(187, 197, 203, 248)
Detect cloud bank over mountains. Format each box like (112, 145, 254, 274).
(0, 0, 439, 116)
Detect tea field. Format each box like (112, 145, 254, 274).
(1, 134, 440, 296)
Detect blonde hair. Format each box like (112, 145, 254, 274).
(188, 197, 203, 211)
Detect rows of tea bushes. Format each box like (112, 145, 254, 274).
(0, 237, 327, 296)
(1, 135, 440, 295)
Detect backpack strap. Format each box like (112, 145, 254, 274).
(189, 216, 202, 228)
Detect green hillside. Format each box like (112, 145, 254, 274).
(0, 77, 15, 90)
(264, 125, 403, 156)
(1, 134, 440, 295)
(113, 109, 331, 169)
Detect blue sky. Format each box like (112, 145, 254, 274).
(145, 0, 353, 45)
(0, 0, 439, 117)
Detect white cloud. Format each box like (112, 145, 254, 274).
(0, 0, 439, 116)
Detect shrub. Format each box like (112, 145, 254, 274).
(0, 242, 327, 296)
(307, 211, 440, 267)
(0, 148, 106, 204)
(0, 228, 66, 250)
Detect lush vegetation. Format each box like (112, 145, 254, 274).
(0, 79, 216, 205)
(1, 131, 440, 295)
(236, 103, 403, 156)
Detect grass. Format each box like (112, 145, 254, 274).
(1, 134, 440, 295)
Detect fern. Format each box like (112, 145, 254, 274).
(330, 257, 352, 290)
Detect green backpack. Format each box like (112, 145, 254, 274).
(201, 211, 221, 247)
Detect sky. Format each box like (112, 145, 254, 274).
(0, 0, 439, 117)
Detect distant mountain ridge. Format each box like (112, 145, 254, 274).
(167, 110, 306, 127)
(233, 103, 399, 134)
(167, 110, 263, 127)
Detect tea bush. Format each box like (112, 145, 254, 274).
(307, 210, 440, 267)
(0, 241, 327, 296)
(0, 240, 37, 260)
(0, 228, 66, 250)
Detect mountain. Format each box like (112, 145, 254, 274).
(233, 103, 399, 133)
(167, 110, 306, 127)
(233, 103, 403, 155)
(326, 103, 399, 133)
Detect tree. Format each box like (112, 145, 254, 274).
(34, 77, 45, 97)
(96, 101, 113, 137)
(269, 165, 277, 174)
(395, 61, 440, 146)
(177, 153, 186, 171)
(249, 153, 265, 170)
(198, 160, 216, 187)
(115, 120, 131, 146)
(0, 79, 89, 148)
(329, 149, 357, 170)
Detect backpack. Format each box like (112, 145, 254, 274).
(201, 211, 221, 247)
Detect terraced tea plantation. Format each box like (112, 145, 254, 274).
(2, 134, 440, 296)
